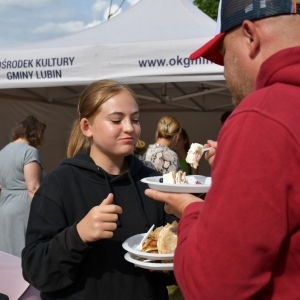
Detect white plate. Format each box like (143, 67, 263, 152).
(141, 175, 211, 193)
(124, 252, 173, 271)
(122, 233, 174, 260)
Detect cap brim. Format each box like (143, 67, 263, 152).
(189, 32, 225, 66)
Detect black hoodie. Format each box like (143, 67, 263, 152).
(22, 152, 176, 300)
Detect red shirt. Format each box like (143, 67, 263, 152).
(174, 46, 300, 299)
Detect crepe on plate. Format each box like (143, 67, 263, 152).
(141, 221, 178, 254)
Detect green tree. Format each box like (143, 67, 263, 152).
(193, 0, 219, 20)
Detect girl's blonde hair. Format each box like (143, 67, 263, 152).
(154, 115, 181, 143)
(67, 79, 139, 158)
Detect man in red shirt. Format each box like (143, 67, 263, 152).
(145, 0, 300, 299)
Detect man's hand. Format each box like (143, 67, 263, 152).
(77, 193, 122, 243)
(204, 140, 218, 166)
(145, 189, 203, 218)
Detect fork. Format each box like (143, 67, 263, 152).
(198, 147, 213, 161)
(202, 147, 212, 154)
(136, 224, 155, 251)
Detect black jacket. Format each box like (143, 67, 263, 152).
(22, 153, 176, 300)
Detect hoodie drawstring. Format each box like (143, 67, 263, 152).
(101, 168, 122, 228)
(127, 171, 150, 231)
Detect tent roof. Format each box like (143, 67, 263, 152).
(7, 0, 217, 49)
(0, 0, 232, 113)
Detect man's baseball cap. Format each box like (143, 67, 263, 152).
(190, 0, 300, 66)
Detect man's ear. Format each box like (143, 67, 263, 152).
(242, 20, 260, 60)
(80, 118, 92, 137)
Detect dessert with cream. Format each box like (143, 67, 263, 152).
(162, 170, 187, 184)
(186, 143, 204, 169)
(159, 170, 202, 185)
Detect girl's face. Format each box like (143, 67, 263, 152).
(82, 91, 141, 158)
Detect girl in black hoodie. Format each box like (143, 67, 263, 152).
(22, 80, 176, 300)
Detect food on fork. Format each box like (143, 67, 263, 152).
(186, 143, 204, 169)
(141, 221, 178, 254)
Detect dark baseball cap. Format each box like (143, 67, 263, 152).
(190, 0, 300, 66)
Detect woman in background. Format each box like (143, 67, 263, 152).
(174, 128, 199, 175)
(0, 115, 46, 257)
(142, 115, 182, 175)
(22, 80, 175, 300)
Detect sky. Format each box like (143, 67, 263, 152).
(0, 0, 195, 47)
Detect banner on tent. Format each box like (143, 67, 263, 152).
(0, 38, 224, 88)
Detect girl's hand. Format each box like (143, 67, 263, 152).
(77, 193, 122, 243)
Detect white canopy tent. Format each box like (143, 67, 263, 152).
(0, 0, 232, 173)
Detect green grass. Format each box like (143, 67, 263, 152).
(167, 285, 185, 300)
